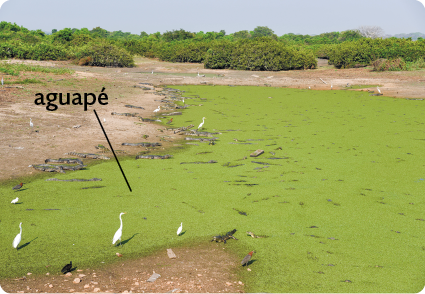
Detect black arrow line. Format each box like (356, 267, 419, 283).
(93, 109, 132, 192)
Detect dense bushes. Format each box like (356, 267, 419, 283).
(76, 42, 135, 67)
(1, 21, 424, 71)
(0, 42, 68, 60)
(328, 38, 425, 68)
(204, 38, 317, 70)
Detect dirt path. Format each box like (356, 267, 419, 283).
(2, 244, 245, 293)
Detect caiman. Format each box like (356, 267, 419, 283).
(211, 229, 238, 244)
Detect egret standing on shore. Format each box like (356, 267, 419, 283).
(153, 106, 160, 113)
(11, 197, 19, 204)
(30, 118, 33, 128)
(13, 222, 22, 250)
(198, 117, 206, 130)
(177, 222, 183, 236)
(377, 86, 381, 94)
(112, 212, 126, 247)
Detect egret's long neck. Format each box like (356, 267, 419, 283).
(119, 215, 123, 230)
(19, 224, 22, 234)
(202, 118, 205, 123)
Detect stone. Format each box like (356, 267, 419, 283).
(167, 249, 177, 259)
(48, 284, 53, 288)
(93, 288, 101, 292)
(65, 272, 72, 277)
(73, 278, 81, 284)
(250, 149, 264, 157)
(84, 284, 90, 289)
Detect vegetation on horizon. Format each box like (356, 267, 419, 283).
(0, 21, 424, 71)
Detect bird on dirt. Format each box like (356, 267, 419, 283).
(166, 118, 173, 124)
(177, 222, 183, 236)
(153, 106, 160, 113)
(13, 183, 23, 191)
(241, 251, 255, 267)
(198, 117, 206, 130)
(61, 261, 72, 274)
(12, 222, 22, 250)
(377, 86, 381, 94)
(30, 118, 33, 128)
(112, 212, 126, 246)
(11, 197, 19, 204)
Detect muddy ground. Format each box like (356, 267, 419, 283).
(0, 57, 424, 293)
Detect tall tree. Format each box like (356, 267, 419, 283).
(251, 26, 276, 39)
(358, 26, 385, 39)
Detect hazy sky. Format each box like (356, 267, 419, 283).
(0, 0, 424, 36)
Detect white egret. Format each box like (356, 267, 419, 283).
(153, 106, 160, 113)
(177, 222, 183, 236)
(13, 222, 22, 250)
(198, 117, 206, 130)
(152, 70, 154, 74)
(112, 212, 126, 246)
(377, 86, 381, 94)
(11, 197, 18, 204)
(30, 118, 33, 128)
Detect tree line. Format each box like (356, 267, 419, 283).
(0, 22, 423, 71)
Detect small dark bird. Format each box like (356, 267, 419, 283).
(166, 118, 173, 124)
(61, 261, 72, 274)
(241, 251, 254, 267)
(13, 183, 23, 191)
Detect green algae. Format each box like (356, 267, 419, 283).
(1, 85, 424, 292)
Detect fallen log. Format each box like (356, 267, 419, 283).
(250, 149, 264, 157)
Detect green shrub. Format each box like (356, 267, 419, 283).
(328, 38, 425, 68)
(372, 58, 406, 71)
(204, 38, 316, 71)
(76, 42, 135, 67)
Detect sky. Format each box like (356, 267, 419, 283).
(0, 0, 424, 36)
